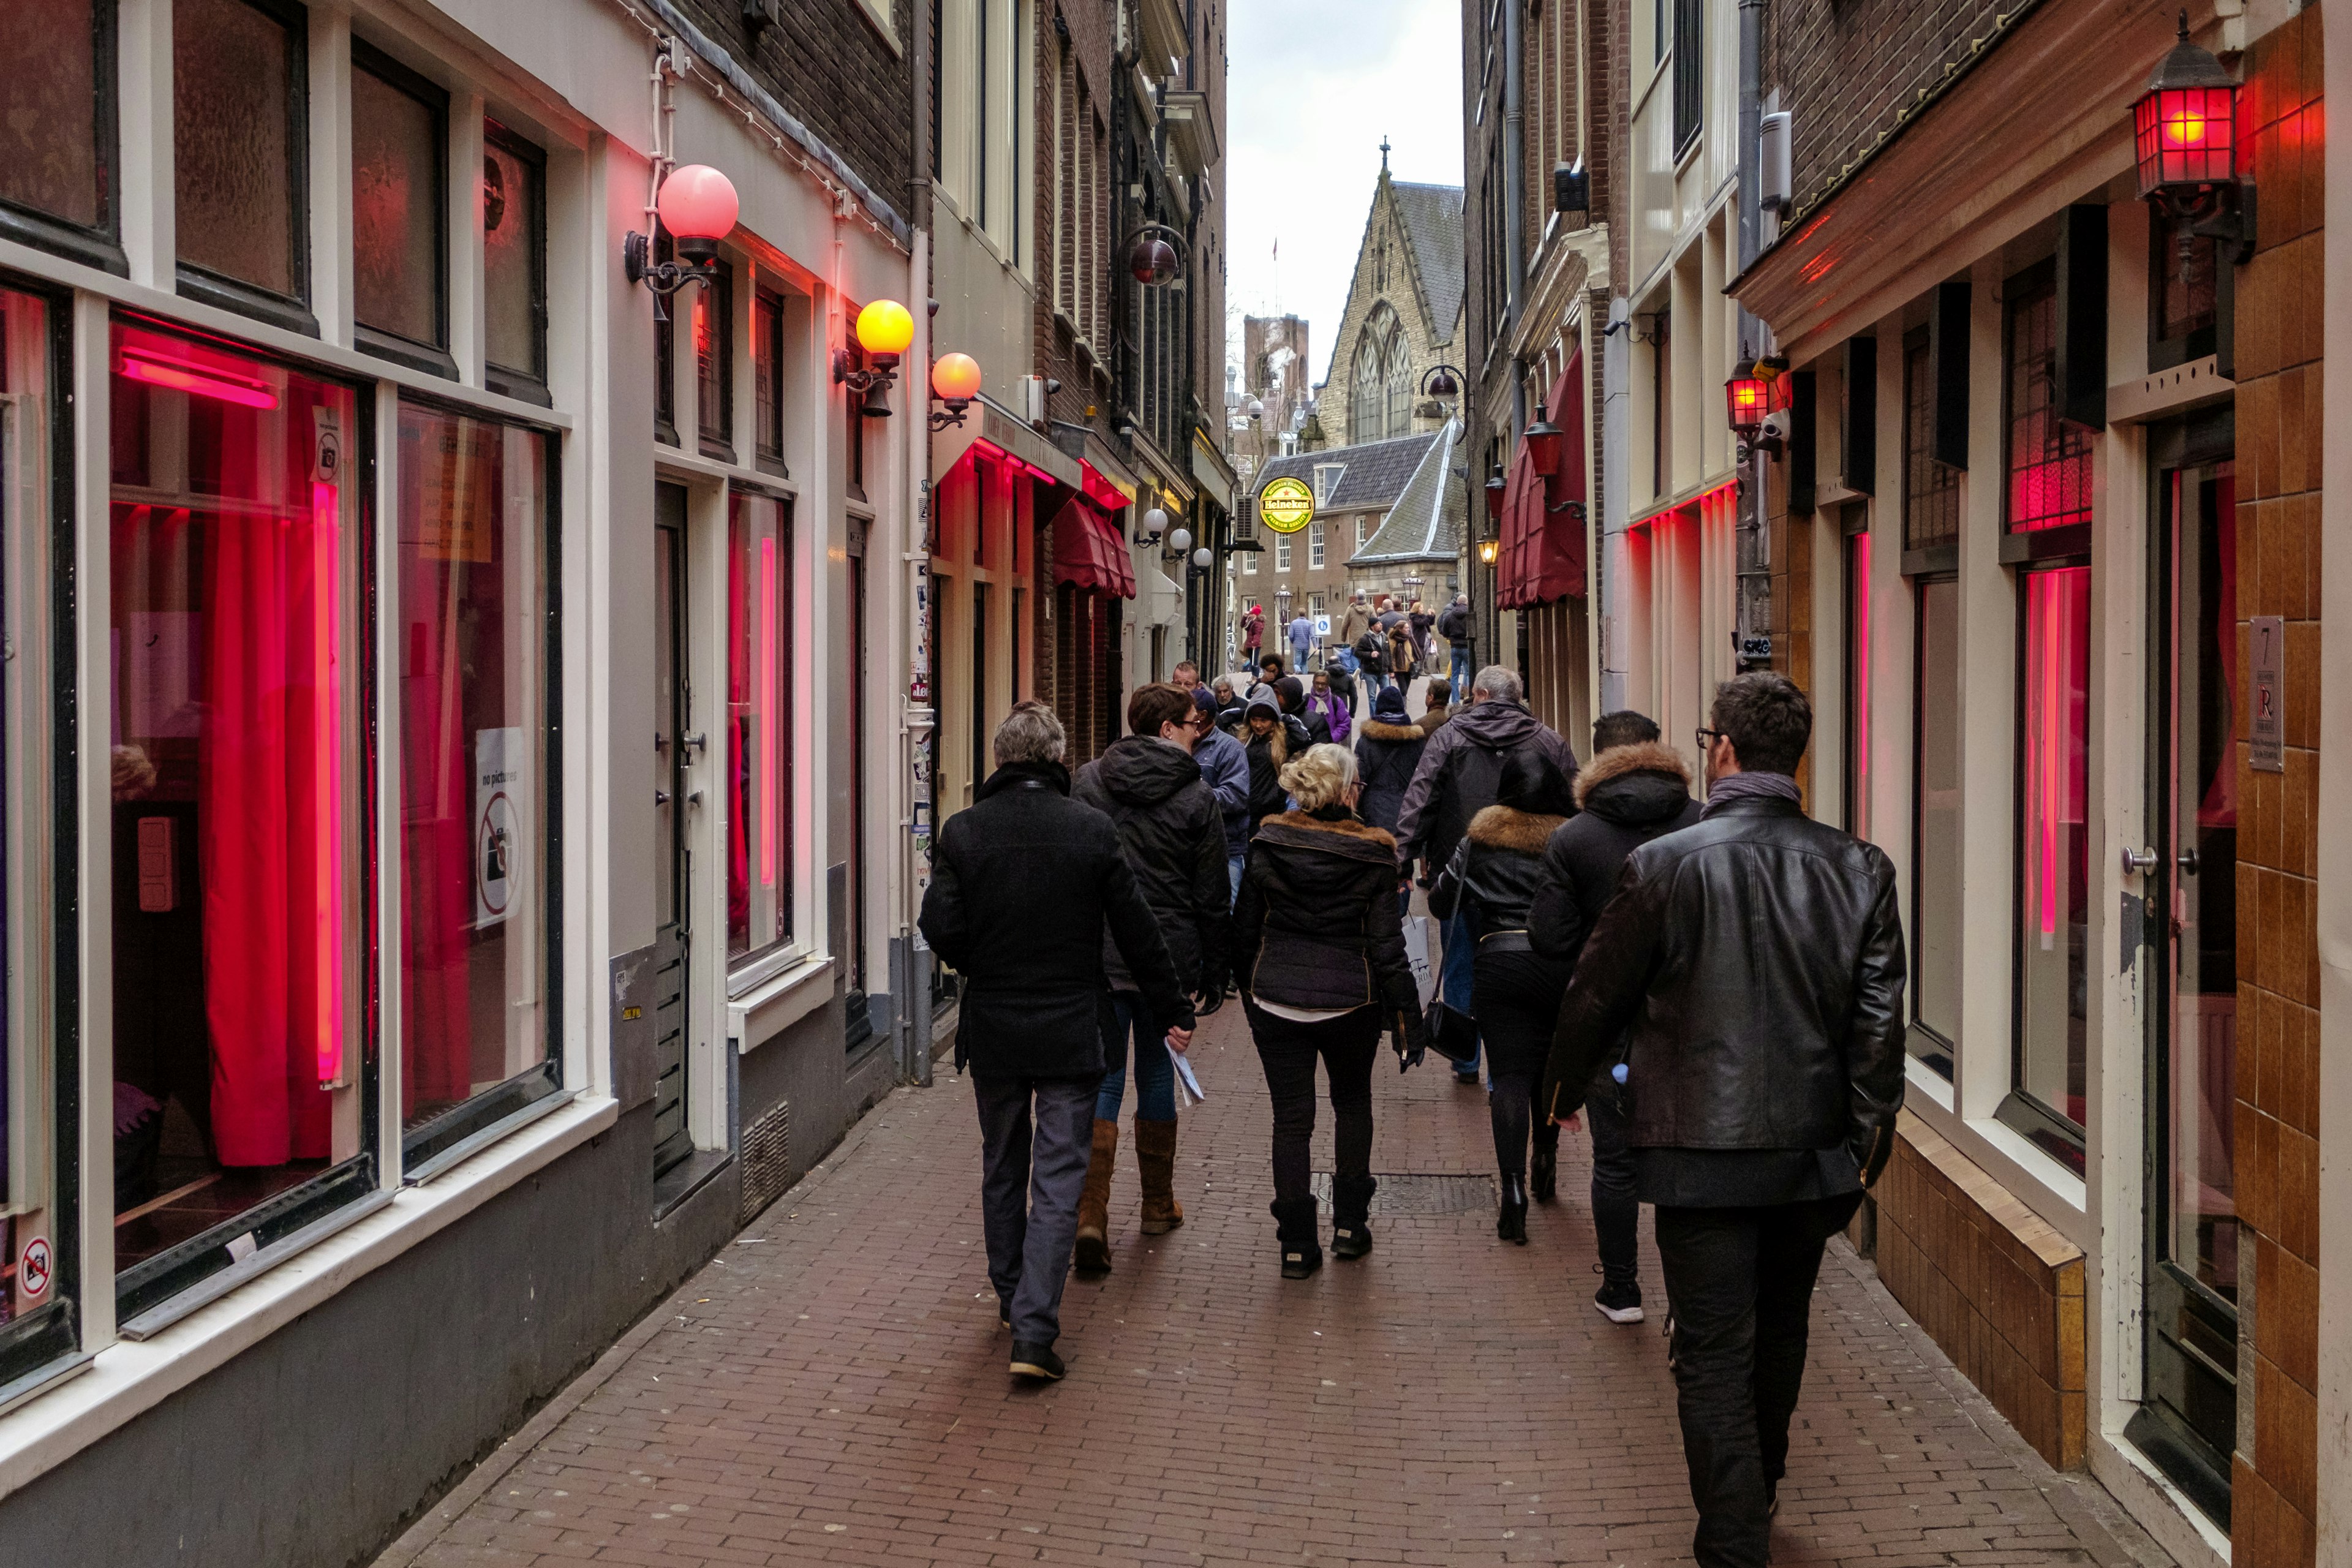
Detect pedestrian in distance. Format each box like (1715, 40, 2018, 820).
(1396, 666, 1579, 1085)
(1306, 669, 1352, 746)
(1233, 744, 1427, 1276)
(1259, 653, 1288, 687)
(1287, 606, 1316, 672)
(1338, 590, 1376, 648)
(1352, 683, 1426, 834)
(1276, 673, 1330, 746)
(1190, 688, 1253, 901)
(1528, 709, 1701, 1323)
(918, 702, 1196, 1383)
(1542, 673, 1905, 1568)
(1417, 676, 1453, 737)
(1242, 603, 1264, 663)
(1323, 647, 1359, 715)
(1353, 624, 1390, 694)
(1428, 748, 1576, 1244)
(1241, 688, 1309, 832)
(1069, 685, 1234, 1276)
(1408, 599, 1435, 665)
(1386, 620, 1420, 684)
(1436, 594, 1475, 696)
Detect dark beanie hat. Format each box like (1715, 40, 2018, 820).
(1373, 685, 1410, 723)
(1498, 748, 1575, 816)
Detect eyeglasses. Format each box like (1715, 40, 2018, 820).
(1695, 728, 1725, 754)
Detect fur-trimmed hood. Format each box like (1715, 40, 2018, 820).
(1466, 804, 1568, 855)
(1574, 740, 1697, 824)
(1357, 718, 1425, 743)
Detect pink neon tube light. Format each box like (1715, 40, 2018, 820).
(314, 482, 347, 1085)
(119, 349, 280, 410)
(760, 536, 778, 888)
(2036, 577, 2061, 950)
(1854, 533, 1871, 805)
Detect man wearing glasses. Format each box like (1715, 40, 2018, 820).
(1543, 672, 1906, 1568)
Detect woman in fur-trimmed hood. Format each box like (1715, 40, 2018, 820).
(1352, 683, 1427, 833)
(1428, 747, 1577, 1243)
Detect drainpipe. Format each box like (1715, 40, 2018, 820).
(1490, 0, 1526, 667)
(1733, 0, 1773, 674)
(1600, 296, 1630, 714)
(899, 0, 936, 1084)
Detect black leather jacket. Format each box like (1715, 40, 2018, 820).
(1427, 805, 1568, 939)
(1540, 795, 1907, 1180)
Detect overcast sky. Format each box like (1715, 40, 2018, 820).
(1224, 0, 1466, 395)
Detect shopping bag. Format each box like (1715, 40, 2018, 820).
(1401, 914, 1438, 1007)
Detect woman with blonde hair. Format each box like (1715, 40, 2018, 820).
(1232, 744, 1427, 1276)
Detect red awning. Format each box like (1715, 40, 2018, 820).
(1496, 354, 1589, 609)
(1049, 496, 1136, 598)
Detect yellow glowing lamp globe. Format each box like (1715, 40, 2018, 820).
(1259, 475, 1314, 534)
(932, 352, 983, 402)
(855, 299, 916, 359)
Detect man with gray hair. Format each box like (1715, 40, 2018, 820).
(1396, 665, 1578, 1084)
(920, 700, 1194, 1382)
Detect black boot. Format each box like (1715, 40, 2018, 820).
(1271, 1197, 1323, 1278)
(1531, 1130, 1559, 1205)
(1332, 1175, 1378, 1260)
(1496, 1172, 1528, 1244)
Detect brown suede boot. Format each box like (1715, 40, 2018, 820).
(1134, 1116, 1185, 1235)
(1073, 1118, 1118, 1273)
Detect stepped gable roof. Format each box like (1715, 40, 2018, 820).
(1252, 431, 1438, 514)
(1353, 418, 1464, 565)
(1389, 181, 1466, 334)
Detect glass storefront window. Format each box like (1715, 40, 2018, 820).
(108, 320, 372, 1319)
(0, 1, 114, 253)
(2016, 565, 2092, 1136)
(696, 261, 734, 461)
(0, 287, 79, 1381)
(483, 123, 547, 398)
(753, 286, 785, 471)
(395, 404, 558, 1164)
(2004, 278, 2092, 533)
(726, 492, 793, 964)
(352, 47, 448, 361)
(1902, 331, 1958, 551)
(1910, 575, 1960, 1074)
(174, 0, 306, 310)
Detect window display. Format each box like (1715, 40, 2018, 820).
(726, 492, 793, 963)
(396, 404, 556, 1156)
(108, 321, 370, 1301)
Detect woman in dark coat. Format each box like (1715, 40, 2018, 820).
(1428, 749, 1576, 1243)
(1233, 744, 1427, 1277)
(1352, 684, 1427, 834)
(1386, 622, 1420, 684)
(1240, 690, 1308, 832)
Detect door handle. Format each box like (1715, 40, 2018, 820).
(655, 788, 671, 806)
(2179, 847, 2201, 875)
(2121, 846, 2158, 875)
(687, 790, 704, 806)
(682, 731, 708, 754)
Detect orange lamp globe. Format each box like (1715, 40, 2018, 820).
(655, 165, 739, 252)
(855, 300, 916, 361)
(932, 352, 983, 402)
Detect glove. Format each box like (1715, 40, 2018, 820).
(1392, 1008, 1427, 1072)
(1193, 987, 1224, 1018)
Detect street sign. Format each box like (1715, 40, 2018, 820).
(1314, 614, 1331, 637)
(1259, 475, 1313, 533)
(18, 1235, 50, 1300)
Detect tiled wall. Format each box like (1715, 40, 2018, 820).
(1869, 1113, 2087, 1468)
(2228, 9, 2324, 1564)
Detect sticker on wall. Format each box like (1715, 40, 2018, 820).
(2250, 614, 2284, 774)
(415, 418, 499, 562)
(476, 726, 525, 928)
(17, 1235, 50, 1301)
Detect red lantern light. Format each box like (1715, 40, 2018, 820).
(656, 165, 741, 260)
(1726, 375, 1770, 435)
(932, 352, 983, 403)
(1129, 235, 1180, 286)
(1523, 404, 1565, 479)
(2132, 17, 2238, 198)
(1483, 462, 1507, 520)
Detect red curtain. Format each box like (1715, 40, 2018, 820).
(199, 388, 344, 1166)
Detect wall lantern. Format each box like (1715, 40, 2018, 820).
(1167, 526, 1193, 553)
(1522, 404, 1565, 479)
(1725, 374, 1770, 437)
(1142, 506, 1170, 542)
(1125, 222, 1187, 286)
(1477, 538, 1500, 566)
(2133, 11, 2254, 259)
(1483, 461, 1507, 519)
(929, 350, 982, 431)
(1420, 363, 1463, 400)
(834, 299, 918, 418)
(624, 164, 740, 319)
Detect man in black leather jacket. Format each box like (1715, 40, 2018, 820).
(1542, 673, 1905, 1568)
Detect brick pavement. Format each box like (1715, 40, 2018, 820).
(379, 998, 2172, 1568)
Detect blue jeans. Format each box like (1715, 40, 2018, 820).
(1097, 992, 1178, 1121)
(1228, 849, 1246, 903)
(1449, 646, 1474, 696)
(1441, 908, 1480, 1078)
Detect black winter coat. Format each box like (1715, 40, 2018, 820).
(1541, 796, 1907, 1180)
(1435, 602, 1472, 647)
(919, 761, 1193, 1079)
(1352, 718, 1427, 832)
(1529, 741, 1702, 973)
(1234, 811, 1427, 1053)
(1395, 699, 1580, 875)
(1428, 804, 1569, 935)
(1243, 719, 1309, 830)
(1072, 736, 1232, 995)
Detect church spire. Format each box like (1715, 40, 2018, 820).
(1379, 137, 1391, 174)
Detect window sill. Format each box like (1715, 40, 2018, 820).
(0, 1093, 619, 1502)
(730, 954, 836, 1053)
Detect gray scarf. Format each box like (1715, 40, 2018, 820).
(1700, 769, 1802, 819)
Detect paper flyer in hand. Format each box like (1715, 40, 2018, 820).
(1167, 1043, 1206, 1106)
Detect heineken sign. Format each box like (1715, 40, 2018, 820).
(1259, 475, 1314, 533)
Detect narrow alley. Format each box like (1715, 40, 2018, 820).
(377, 1003, 2163, 1568)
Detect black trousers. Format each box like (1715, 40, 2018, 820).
(1653, 1194, 1864, 1568)
(1474, 949, 1567, 1179)
(1586, 1095, 1639, 1288)
(1246, 1001, 1380, 1213)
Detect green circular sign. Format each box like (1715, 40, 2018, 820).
(1259, 475, 1314, 533)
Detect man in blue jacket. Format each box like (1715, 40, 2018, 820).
(1190, 690, 1253, 901)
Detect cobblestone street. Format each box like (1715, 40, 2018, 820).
(379, 1000, 2171, 1568)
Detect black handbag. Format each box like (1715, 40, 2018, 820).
(1424, 1000, 1479, 1066)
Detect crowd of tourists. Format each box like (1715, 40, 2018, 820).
(920, 654, 1907, 1568)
